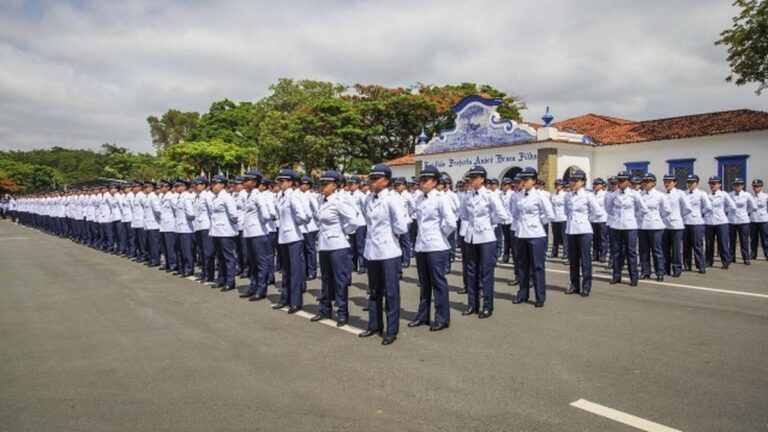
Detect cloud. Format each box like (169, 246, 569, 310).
(0, 0, 764, 152)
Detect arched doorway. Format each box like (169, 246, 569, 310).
(562, 165, 583, 183)
(500, 166, 522, 181)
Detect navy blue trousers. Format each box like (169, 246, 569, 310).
(750, 222, 768, 260)
(729, 223, 751, 262)
(705, 224, 731, 266)
(639, 229, 665, 277)
(516, 237, 547, 303)
(116, 221, 127, 254)
(195, 229, 215, 281)
(551, 221, 568, 257)
(568, 233, 593, 293)
(318, 248, 351, 320)
(267, 232, 277, 284)
(235, 231, 248, 276)
(176, 232, 195, 276)
(399, 232, 411, 267)
(611, 229, 638, 282)
(279, 240, 305, 308)
(683, 224, 705, 271)
(663, 229, 684, 276)
(501, 224, 513, 261)
(415, 250, 451, 325)
(464, 241, 497, 312)
(102, 222, 115, 250)
(145, 229, 161, 266)
(245, 235, 271, 296)
(366, 257, 401, 336)
(303, 231, 318, 278)
(355, 226, 367, 272)
(213, 236, 236, 288)
(161, 231, 178, 270)
(133, 227, 146, 259)
(494, 225, 503, 258)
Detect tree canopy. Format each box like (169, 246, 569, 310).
(3, 79, 525, 192)
(716, 0, 768, 95)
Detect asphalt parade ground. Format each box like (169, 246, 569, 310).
(1, 220, 767, 431)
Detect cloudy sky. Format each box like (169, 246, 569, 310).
(0, 0, 764, 153)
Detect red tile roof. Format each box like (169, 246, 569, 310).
(386, 154, 415, 166)
(554, 109, 768, 145)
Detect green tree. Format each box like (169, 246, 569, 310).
(716, 0, 768, 94)
(161, 140, 254, 178)
(147, 109, 200, 151)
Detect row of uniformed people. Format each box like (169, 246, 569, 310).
(10, 165, 768, 345)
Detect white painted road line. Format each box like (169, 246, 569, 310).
(482, 260, 768, 300)
(268, 304, 364, 336)
(541, 266, 768, 299)
(571, 399, 683, 432)
(293, 309, 364, 335)
(0, 236, 28, 241)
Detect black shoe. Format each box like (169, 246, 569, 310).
(512, 298, 527, 304)
(272, 303, 287, 310)
(287, 306, 301, 314)
(429, 323, 449, 332)
(610, 278, 620, 285)
(656, 275, 664, 282)
(457, 288, 468, 294)
(381, 335, 397, 345)
(684, 266, 692, 272)
(698, 269, 706, 274)
(407, 320, 428, 328)
(580, 291, 589, 297)
(359, 329, 382, 338)
(672, 273, 681, 278)
(220, 285, 235, 292)
(310, 314, 328, 322)
(629, 280, 638, 287)
(461, 307, 476, 316)
(721, 264, 729, 270)
(239, 291, 256, 298)
(248, 294, 266, 302)
(507, 279, 519, 286)
(336, 319, 347, 327)
(534, 301, 544, 308)
(744, 260, 751, 265)
(478, 309, 492, 319)
(564, 288, 579, 295)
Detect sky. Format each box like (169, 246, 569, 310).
(0, 0, 764, 153)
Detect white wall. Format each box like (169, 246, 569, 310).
(405, 130, 767, 187)
(592, 130, 768, 183)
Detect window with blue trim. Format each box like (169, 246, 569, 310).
(624, 161, 649, 179)
(716, 155, 748, 192)
(667, 158, 695, 190)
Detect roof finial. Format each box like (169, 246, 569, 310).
(542, 106, 554, 127)
(417, 128, 428, 144)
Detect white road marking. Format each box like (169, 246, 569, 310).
(571, 399, 683, 432)
(484, 260, 768, 300)
(0, 236, 28, 241)
(268, 304, 364, 335)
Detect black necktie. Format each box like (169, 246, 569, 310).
(373, 194, 378, 200)
(524, 192, 529, 197)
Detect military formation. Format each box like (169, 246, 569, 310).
(6, 165, 768, 346)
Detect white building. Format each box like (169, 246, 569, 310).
(388, 95, 768, 191)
